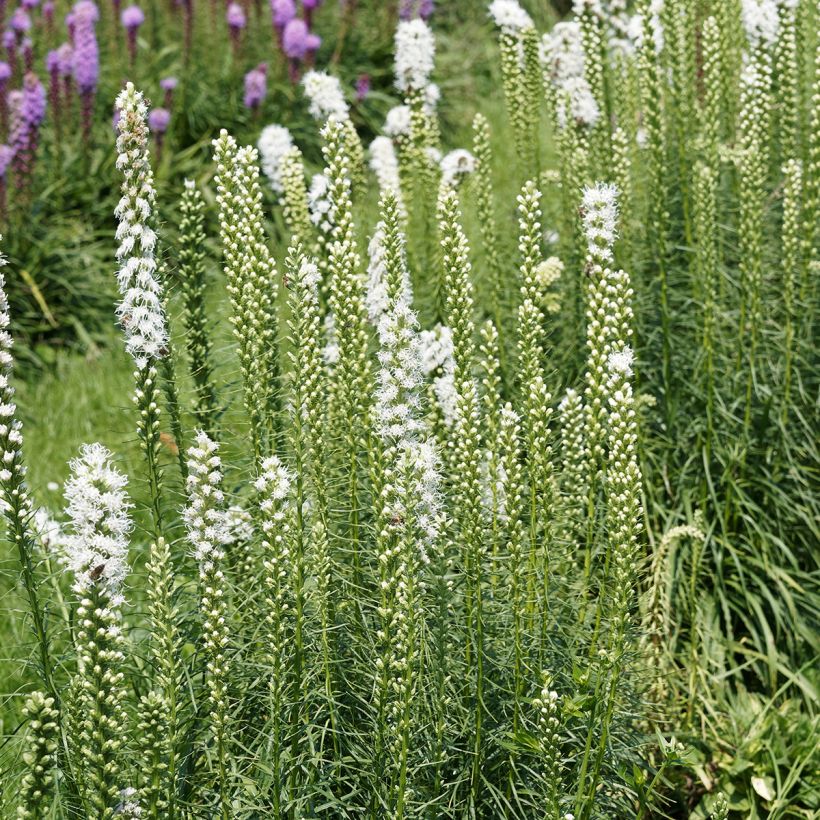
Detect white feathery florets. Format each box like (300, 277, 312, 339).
(395, 19, 436, 92)
(302, 70, 349, 122)
(741, 0, 780, 49)
(222, 504, 254, 545)
(369, 136, 404, 212)
(257, 124, 294, 195)
(114, 82, 168, 369)
(308, 173, 333, 234)
(488, 0, 533, 32)
(557, 76, 601, 128)
(440, 149, 477, 188)
(607, 345, 634, 377)
(62, 442, 133, 599)
(184, 431, 229, 566)
(323, 311, 340, 365)
(255, 455, 293, 503)
(540, 22, 585, 82)
(397, 438, 441, 559)
(367, 222, 412, 324)
(384, 105, 412, 137)
(581, 182, 620, 262)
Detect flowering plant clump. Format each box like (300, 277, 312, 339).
(2, 1, 819, 819)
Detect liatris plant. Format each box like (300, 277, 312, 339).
(120, 4, 143, 66)
(9, 71, 46, 193)
(6, 3, 820, 819)
(70, 0, 98, 142)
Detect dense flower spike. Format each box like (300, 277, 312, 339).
(16, 692, 59, 820)
(62, 442, 133, 598)
(257, 123, 293, 195)
(394, 18, 435, 92)
(302, 69, 348, 121)
(114, 83, 168, 370)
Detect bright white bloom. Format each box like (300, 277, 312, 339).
(369, 136, 404, 212)
(418, 324, 454, 374)
(302, 70, 349, 122)
(115, 788, 142, 818)
(62, 442, 133, 599)
(366, 222, 411, 324)
(425, 146, 443, 165)
(397, 438, 441, 558)
(423, 82, 441, 113)
(572, 0, 604, 14)
(222, 504, 254, 545)
(308, 173, 333, 234)
(741, 0, 780, 48)
(556, 76, 601, 128)
(440, 149, 477, 188)
(488, 0, 533, 32)
(255, 455, 293, 506)
(114, 82, 168, 369)
(183, 431, 229, 566)
(384, 105, 412, 137)
(540, 23, 585, 82)
(607, 345, 634, 377)
(581, 182, 620, 262)
(394, 19, 436, 92)
(257, 124, 294, 195)
(432, 371, 459, 427)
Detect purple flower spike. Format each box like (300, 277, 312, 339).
(148, 106, 170, 134)
(22, 36, 33, 70)
(226, 2, 245, 29)
(0, 60, 10, 81)
(355, 73, 369, 102)
(0, 62, 10, 135)
(120, 4, 143, 29)
(10, 7, 32, 34)
(306, 31, 320, 51)
(71, 0, 99, 143)
(46, 50, 61, 134)
(243, 62, 266, 110)
(270, 0, 294, 31)
(282, 17, 307, 59)
(10, 72, 46, 190)
(160, 75, 177, 108)
(42, 0, 55, 28)
(22, 0, 39, 10)
(56, 42, 72, 75)
(302, 0, 320, 9)
(148, 105, 170, 160)
(121, 4, 143, 64)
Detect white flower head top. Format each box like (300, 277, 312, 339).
(369, 136, 404, 213)
(394, 19, 436, 92)
(488, 0, 533, 32)
(302, 70, 349, 122)
(740, 0, 780, 49)
(257, 124, 294, 195)
(0, 270, 27, 493)
(114, 82, 169, 370)
(183, 431, 229, 566)
(255, 454, 293, 506)
(62, 442, 133, 600)
(607, 345, 634, 377)
(540, 22, 585, 83)
(384, 105, 412, 138)
(440, 149, 477, 188)
(581, 182, 620, 263)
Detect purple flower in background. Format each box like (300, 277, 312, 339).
(282, 17, 308, 59)
(301, 0, 320, 27)
(46, 48, 61, 126)
(22, 36, 32, 70)
(9, 7, 32, 35)
(3, 32, 16, 77)
(121, 4, 143, 64)
(399, 0, 433, 21)
(64, 11, 75, 39)
(148, 105, 170, 159)
(9, 72, 46, 190)
(21, 0, 39, 10)
(148, 106, 170, 134)
(0, 62, 10, 134)
(56, 41, 72, 74)
(226, 1, 245, 53)
(42, 0, 55, 31)
(160, 75, 177, 108)
(270, 0, 295, 33)
(111, 104, 119, 130)
(72, 0, 99, 142)
(355, 72, 369, 102)
(243, 62, 266, 111)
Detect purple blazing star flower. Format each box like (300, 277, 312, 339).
(355, 73, 369, 102)
(282, 17, 308, 59)
(0, 60, 10, 82)
(226, 2, 245, 29)
(42, 0, 55, 27)
(46, 49, 61, 126)
(120, 4, 143, 29)
(0, 143, 13, 218)
(56, 42, 72, 75)
(10, 71, 46, 189)
(0, 62, 10, 134)
(21, 0, 39, 10)
(160, 75, 177, 107)
(148, 106, 170, 134)
(10, 7, 32, 34)
(2, 30, 15, 50)
(270, 0, 295, 30)
(22, 36, 32, 70)
(243, 62, 266, 110)
(72, 0, 99, 142)
(72, 0, 98, 93)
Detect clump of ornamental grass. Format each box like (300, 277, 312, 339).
(4, 2, 819, 818)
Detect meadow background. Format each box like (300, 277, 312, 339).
(0, 0, 817, 817)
